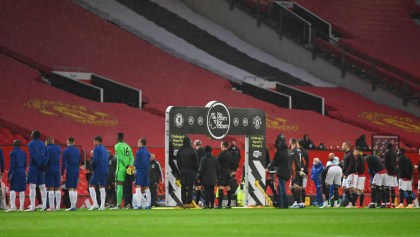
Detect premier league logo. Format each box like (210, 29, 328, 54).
(206, 101, 231, 140)
(174, 113, 184, 128)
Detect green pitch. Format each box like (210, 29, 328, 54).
(0, 208, 419, 237)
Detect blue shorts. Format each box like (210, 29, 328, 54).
(27, 167, 46, 185)
(90, 171, 108, 187)
(135, 172, 149, 187)
(66, 170, 80, 189)
(46, 171, 61, 189)
(10, 171, 26, 192)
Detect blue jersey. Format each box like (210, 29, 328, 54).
(28, 138, 49, 168)
(46, 144, 61, 173)
(8, 147, 27, 179)
(61, 145, 81, 173)
(92, 144, 108, 172)
(0, 147, 4, 173)
(134, 146, 151, 171)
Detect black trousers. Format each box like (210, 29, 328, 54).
(123, 174, 133, 207)
(150, 179, 159, 206)
(106, 181, 116, 206)
(180, 172, 195, 204)
(204, 185, 215, 207)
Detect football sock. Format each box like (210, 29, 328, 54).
(407, 191, 413, 204)
(195, 190, 202, 204)
(351, 192, 357, 206)
(69, 190, 75, 208)
(39, 184, 47, 209)
(135, 188, 142, 207)
(100, 188, 106, 208)
(48, 191, 55, 210)
(384, 187, 390, 203)
(10, 191, 16, 209)
(89, 187, 98, 207)
(227, 190, 232, 206)
(218, 189, 224, 207)
(145, 189, 151, 207)
(117, 185, 123, 206)
(391, 188, 396, 204)
(55, 191, 61, 209)
(399, 189, 404, 204)
(333, 188, 339, 202)
(29, 184, 36, 209)
(359, 193, 364, 206)
(19, 192, 25, 210)
(380, 186, 386, 204)
(291, 189, 297, 202)
(302, 189, 306, 203)
(73, 191, 78, 208)
(296, 189, 302, 203)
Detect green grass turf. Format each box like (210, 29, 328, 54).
(0, 207, 419, 237)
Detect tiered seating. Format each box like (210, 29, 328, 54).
(293, 0, 420, 96)
(295, 86, 420, 149)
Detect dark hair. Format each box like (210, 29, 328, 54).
(13, 139, 20, 147)
(94, 136, 102, 143)
(387, 143, 393, 149)
(290, 138, 297, 145)
(32, 130, 41, 139)
(68, 137, 75, 143)
(140, 138, 147, 146)
(205, 145, 212, 153)
(297, 139, 305, 146)
(354, 146, 361, 151)
(222, 141, 229, 148)
(117, 132, 124, 141)
(398, 148, 405, 154)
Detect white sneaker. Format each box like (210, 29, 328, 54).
(291, 201, 299, 208)
(320, 203, 329, 208)
(111, 205, 121, 210)
(98, 207, 106, 211)
(89, 205, 99, 211)
(25, 207, 36, 212)
(346, 203, 354, 208)
(6, 207, 17, 212)
(36, 204, 43, 209)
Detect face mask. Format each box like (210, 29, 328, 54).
(313, 162, 318, 166)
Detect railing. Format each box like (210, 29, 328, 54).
(227, 0, 420, 106)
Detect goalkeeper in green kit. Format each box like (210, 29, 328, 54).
(111, 132, 134, 210)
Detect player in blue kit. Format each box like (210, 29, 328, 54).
(134, 138, 151, 210)
(6, 140, 27, 212)
(26, 130, 49, 212)
(45, 138, 61, 211)
(61, 137, 81, 211)
(89, 136, 109, 211)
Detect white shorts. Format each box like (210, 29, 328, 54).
(399, 179, 412, 191)
(345, 173, 358, 189)
(356, 176, 366, 190)
(302, 177, 307, 188)
(372, 172, 387, 186)
(342, 178, 347, 188)
(386, 175, 398, 187)
(326, 166, 342, 186)
(418, 180, 420, 190)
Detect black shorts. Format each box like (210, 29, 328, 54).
(291, 175, 303, 187)
(218, 172, 231, 187)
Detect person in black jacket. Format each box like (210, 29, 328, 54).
(341, 141, 358, 208)
(271, 134, 290, 208)
(365, 155, 388, 208)
(106, 151, 117, 207)
(176, 136, 199, 208)
(264, 147, 278, 207)
(354, 147, 366, 207)
(197, 146, 220, 209)
(396, 148, 414, 208)
(216, 141, 234, 209)
(355, 135, 370, 151)
(193, 140, 205, 206)
(289, 138, 304, 208)
(149, 154, 162, 207)
(297, 139, 309, 206)
(384, 143, 398, 207)
(302, 134, 315, 150)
